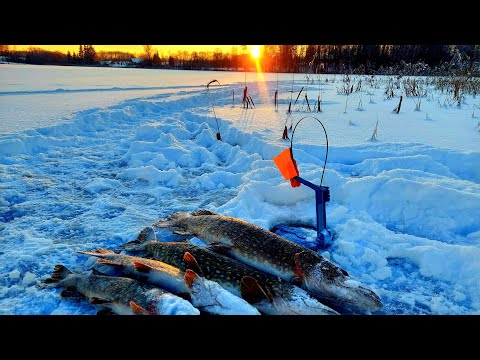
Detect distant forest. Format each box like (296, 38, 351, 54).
(1, 45, 479, 76)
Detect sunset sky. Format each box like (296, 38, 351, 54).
(15, 45, 254, 55)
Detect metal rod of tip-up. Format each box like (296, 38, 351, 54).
(206, 79, 222, 141)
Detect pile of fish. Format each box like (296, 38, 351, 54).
(45, 210, 383, 315)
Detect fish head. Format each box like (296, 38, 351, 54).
(153, 210, 221, 239)
(153, 212, 201, 237)
(154, 212, 190, 228)
(294, 251, 382, 313)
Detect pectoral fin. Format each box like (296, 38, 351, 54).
(172, 227, 193, 236)
(90, 297, 113, 305)
(294, 252, 305, 281)
(207, 242, 233, 255)
(240, 276, 273, 304)
(133, 261, 155, 273)
(59, 286, 84, 300)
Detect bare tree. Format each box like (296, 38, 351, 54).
(143, 45, 153, 61)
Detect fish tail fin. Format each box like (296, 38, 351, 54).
(153, 212, 190, 228)
(117, 226, 156, 252)
(44, 265, 74, 285)
(184, 269, 205, 289)
(184, 269, 223, 311)
(130, 301, 152, 315)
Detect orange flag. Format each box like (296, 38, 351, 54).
(273, 148, 300, 180)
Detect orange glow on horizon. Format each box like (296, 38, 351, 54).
(12, 45, 258, 56)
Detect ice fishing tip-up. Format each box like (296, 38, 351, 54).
(273, 116, 331, 249)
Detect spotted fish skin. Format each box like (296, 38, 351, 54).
(77, 250, 188, 294)
(76, 250, 260, 315)
(155, 210, 382, 313)
(44, 265, 199, 315)
(137, 241, 339, 315)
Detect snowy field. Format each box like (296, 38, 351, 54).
(0, 64, 479, 314)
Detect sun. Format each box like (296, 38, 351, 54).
(251, 45, 261, 59)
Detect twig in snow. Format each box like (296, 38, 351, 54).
(370, 117, 379, 141)
(393, 96, 403, 114)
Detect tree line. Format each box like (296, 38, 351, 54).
(0, 45, 98, 65)
(257, 45, 479, 75)
(1, 44, 478, 75)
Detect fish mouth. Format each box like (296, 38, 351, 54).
(153, 212, 189, 228)
(338, 283, 383, 313)
(307, 280, 383, 314)
(272, 287, 340, 315)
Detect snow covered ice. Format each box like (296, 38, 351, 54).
(0, 65, 479, 314)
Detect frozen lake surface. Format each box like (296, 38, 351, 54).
(0, 64, 479, 314)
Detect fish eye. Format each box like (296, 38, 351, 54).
(291, 277, 302, 286)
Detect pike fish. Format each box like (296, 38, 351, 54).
(121, 235, 339, 315)
(154, 210, 382, 313)
(77, 249, 260, 315)
(44, 264, 199, 315)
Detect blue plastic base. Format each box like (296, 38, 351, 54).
(272, 224, 330, 251)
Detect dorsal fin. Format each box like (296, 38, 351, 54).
(191, 209, 218, 216)
(207, 242, 233, 255)
(240, 276, 273, 304)
(183, 252, 204, 277)
(130, 301, 151, 315)
(133, 261, 155, 273)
